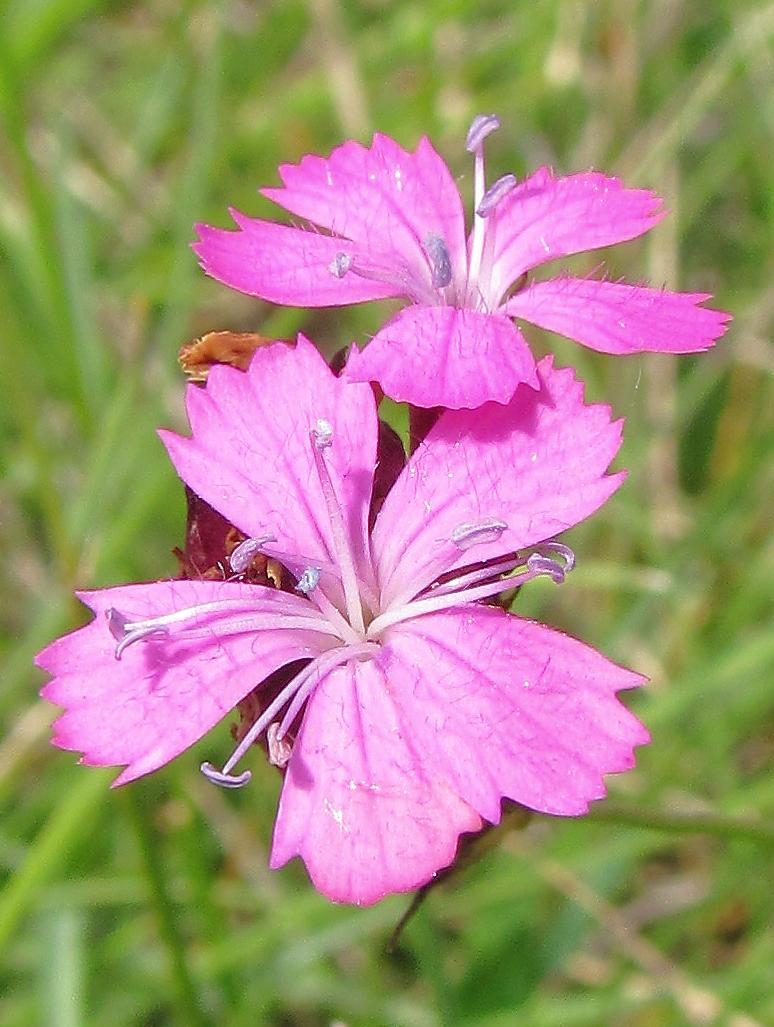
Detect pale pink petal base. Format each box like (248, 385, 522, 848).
(36, 581, 329, 785)
(504, 277, 731, 354)
(372, 357, 624, 605)
(343, 305, 538, 409)
(271, 608, 648, 905)
(270, 656, 482, 905)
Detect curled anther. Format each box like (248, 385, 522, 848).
(526, 552, 567, 584)
(466, 114, 500, 153)
(200, 761, 253, 789)
(106, 608, 169, 661)
(477, 174, 517, 217)
(539, 541, 576, 573)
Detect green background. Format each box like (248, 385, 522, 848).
(1, 1, 772, 1024)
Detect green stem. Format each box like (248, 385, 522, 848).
(125, 789, 210, 1027)
(585, 800, 774, 845)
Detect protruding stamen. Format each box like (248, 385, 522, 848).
(229, 535, 275, 574)
(526, 553, 566, 584)
(107, 608, 168, 661)
(466, 115, 501, 301)
(296, 566, 321, 594)
(424, 234, 452, 289)
(328, 251, 437, 305)
(267, 723, 293, 767)
(313, 418, 333, 449)
(329, 252, 352, 278)
(200, 762, 252, 789)
(309, 428, 366, 636)
(369, 542, 576, 639)
(201, 643, 378, 790)
(477, 174, 517, 217)
(107, 608, 130, 641)
(451, 517, 508, 551)
(540, 541, 576, 573)
(466, 114, 500, 153)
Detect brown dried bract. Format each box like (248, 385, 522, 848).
(179, 330, 287, 381)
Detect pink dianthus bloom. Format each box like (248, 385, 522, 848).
(194, 114, 730, 410)
(36, 338, 648, 904)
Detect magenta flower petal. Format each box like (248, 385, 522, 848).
(270, 656, 483, 905)
(161, 336, 378, 583)
(36, 581, 332, 785)
(193, 214, 396, 306)
(372, 356, 624, 606)
(486, 168, 664, 288)
(384, 609, 649, 819)
(262, 134, 468, 293)
(504, 277, 732, 354)
(343, 305, 538, 408)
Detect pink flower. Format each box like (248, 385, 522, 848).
(194, 115, 730, 410)
(36, 338, 648, 904)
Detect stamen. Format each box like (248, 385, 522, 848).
(296, 566, 321, 594)
(526, 553, 565, 584)
(107, 608, 169, 661)
(477, 174, 517, 217)
(201, 642, 378, 789)
(368, 545, 573, 639)
(200, 763, 252, 788)
(426, 554, 528, 598)
(229, 535, 275, 574)
(275, 642, 379, 742)
(327, 251, 436, 305)
(540, 541, 576, 573)
(423, 234, 452, 289)
(329, 252, 352, 278)
(106, 600, 344, 660)
(451, 517, 508, 551)
(309, 425, 366, 636)
(465, 114, 500, 153)
(466, 115, 500, 301)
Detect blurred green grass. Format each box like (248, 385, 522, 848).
(0, 0, 772, 1024)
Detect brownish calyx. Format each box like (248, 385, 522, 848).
(179, 330, 288, 381)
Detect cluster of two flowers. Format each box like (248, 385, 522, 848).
(36, 116, 729, 905)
